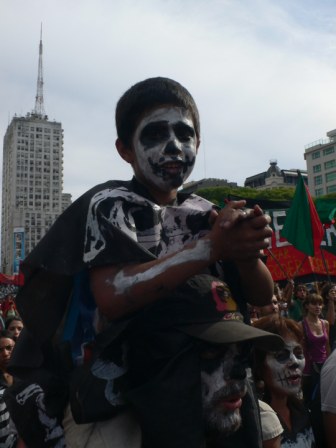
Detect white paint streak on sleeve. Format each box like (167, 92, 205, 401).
(110, 238, 212, 295)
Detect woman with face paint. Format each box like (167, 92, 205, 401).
(253, 316, 315, 448)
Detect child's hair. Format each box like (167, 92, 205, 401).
(115, 77, 200, 147)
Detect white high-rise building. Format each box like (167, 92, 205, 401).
(304, 129, 336, 197)
(1, 30, 71, 274)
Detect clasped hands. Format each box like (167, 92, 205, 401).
(208, 200, 272, 262)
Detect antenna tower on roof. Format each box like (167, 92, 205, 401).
(32, 24, 46, 117)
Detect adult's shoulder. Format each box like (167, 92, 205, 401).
(258, 400, 283, 441)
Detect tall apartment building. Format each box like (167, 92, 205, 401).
(304, 129, 336, 197)
(1, 31, 71, 274)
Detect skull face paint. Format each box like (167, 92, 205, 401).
(264, 339, 305, 395)
(199, 343, 249, 435)
(132, 107, 198, 192)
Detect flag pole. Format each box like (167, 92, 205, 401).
(320, 247, 331, 283)
(266, 248, 290, 280)
(292, 254, 308, 279)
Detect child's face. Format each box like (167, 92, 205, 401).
(132, 106, 198, 193)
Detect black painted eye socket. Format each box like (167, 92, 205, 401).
(196, 341, 228, 360)
(196, 341, 252, 363)
(139, 121, 195, 147)
(173, 123, 195, 142)
(272, 346, 304, 362)
(140, 123, 169, 146)
(140, 123, 170, 146)
(197, 342, 252, 376)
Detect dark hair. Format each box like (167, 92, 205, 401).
(294, 283, 308, 295)
(321, 282, 336, 301)
(0, 330, 15, 342)
(115, 77, 200, 147)
(5, 316, 23, 329)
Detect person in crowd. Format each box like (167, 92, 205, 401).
(1, 296, 18, 321)
(0, 310, 6, 331)
(5, 317, 23, 342)
(321, 282, 336, 350)
(250, 284, 281, 323)
(300, 293, 329, 405)
(321, 345, 336, 448)
(283, 281, 308, 322)
(8, 77, 275, 447)
(65, 275, 284, 447)
(253, 315, 315, 447)
(258, 399, 283, 448)
(256, 295, 280, 319)
(2, 298, 19, 322)
(0, 330, 25, 447)
(274, 283, 288, 318)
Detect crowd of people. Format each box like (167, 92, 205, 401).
(1, 77, 336, 447)
(4, 277, 336, 447)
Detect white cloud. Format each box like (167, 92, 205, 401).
(1, 0, 336, 199)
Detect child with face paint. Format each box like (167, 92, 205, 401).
(90, 76, 274, 321)
(253, 316, 315, 448)
(8, 77, 275, 447)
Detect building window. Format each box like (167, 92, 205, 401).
(325, 160, 336, 170)
(326, 171, 336, 183)
(312, 151, 321, 159)
(315, 188, 324, 196)
(323, 146, 335, 156)
(327, 185, 336, 194)
(314, 175, 322, 185)
(313, 164, 321, 173)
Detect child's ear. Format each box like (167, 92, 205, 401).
(115, 138, 134, 164)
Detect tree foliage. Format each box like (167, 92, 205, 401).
(195, 186, 296, 205)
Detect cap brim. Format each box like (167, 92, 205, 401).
(178, 320, 284, 350)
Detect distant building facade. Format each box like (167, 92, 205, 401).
(244, 160, 307, 190)
(1, 114, 71, 274)
(304, 129, 336, 197)
(1, 31, 71, 275)
(182, 178, 238, 194)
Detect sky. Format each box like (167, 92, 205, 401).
(1, 0, 336, 201)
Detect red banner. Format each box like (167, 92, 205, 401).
(0, 272, 24, 286)
(265, 209, 336, 281)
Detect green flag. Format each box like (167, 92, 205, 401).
(281, 173, 324, 256)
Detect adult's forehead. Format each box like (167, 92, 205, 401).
(0, 337, 14, 345)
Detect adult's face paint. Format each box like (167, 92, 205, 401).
(199, 343, 248, 435)
(264, 338, 305, 396)
(132, 107, 198, 192)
